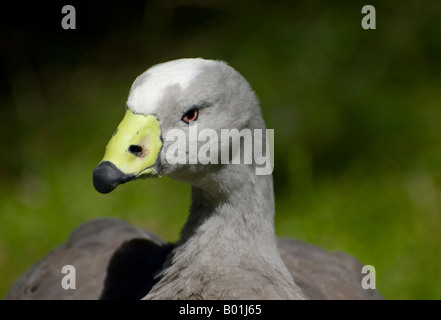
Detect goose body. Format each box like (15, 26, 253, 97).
(6, 58, 382, 300)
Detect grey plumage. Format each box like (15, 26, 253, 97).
(6, 218, 165, 300)
(5, 58, 382, 300)
(6, 219, 381, 300)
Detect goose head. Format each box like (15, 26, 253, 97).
(93, 58, 272, 194)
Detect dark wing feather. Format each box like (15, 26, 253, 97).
(277, 238, 383, 300)
(5, 218, 167, 300)
(100, 239, 174, 300)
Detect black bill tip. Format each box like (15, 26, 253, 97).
(93, 161, 135, 194)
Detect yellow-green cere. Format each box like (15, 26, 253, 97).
(102, 110, 162, 176)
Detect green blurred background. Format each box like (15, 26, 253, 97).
(1, 0, 440, 299)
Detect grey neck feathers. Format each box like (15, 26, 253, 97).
(145, 163, 305, 299)
(181, 164, 276, 248)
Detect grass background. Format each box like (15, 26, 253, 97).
(1, 0, 440, 299)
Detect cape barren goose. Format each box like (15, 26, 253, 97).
(6, 58, 382, 300)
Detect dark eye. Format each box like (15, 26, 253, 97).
(182, 107, 199, 124)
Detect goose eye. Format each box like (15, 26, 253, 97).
(182, 107, 199, 124)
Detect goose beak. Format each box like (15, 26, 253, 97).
(93, 109, 162, 194)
